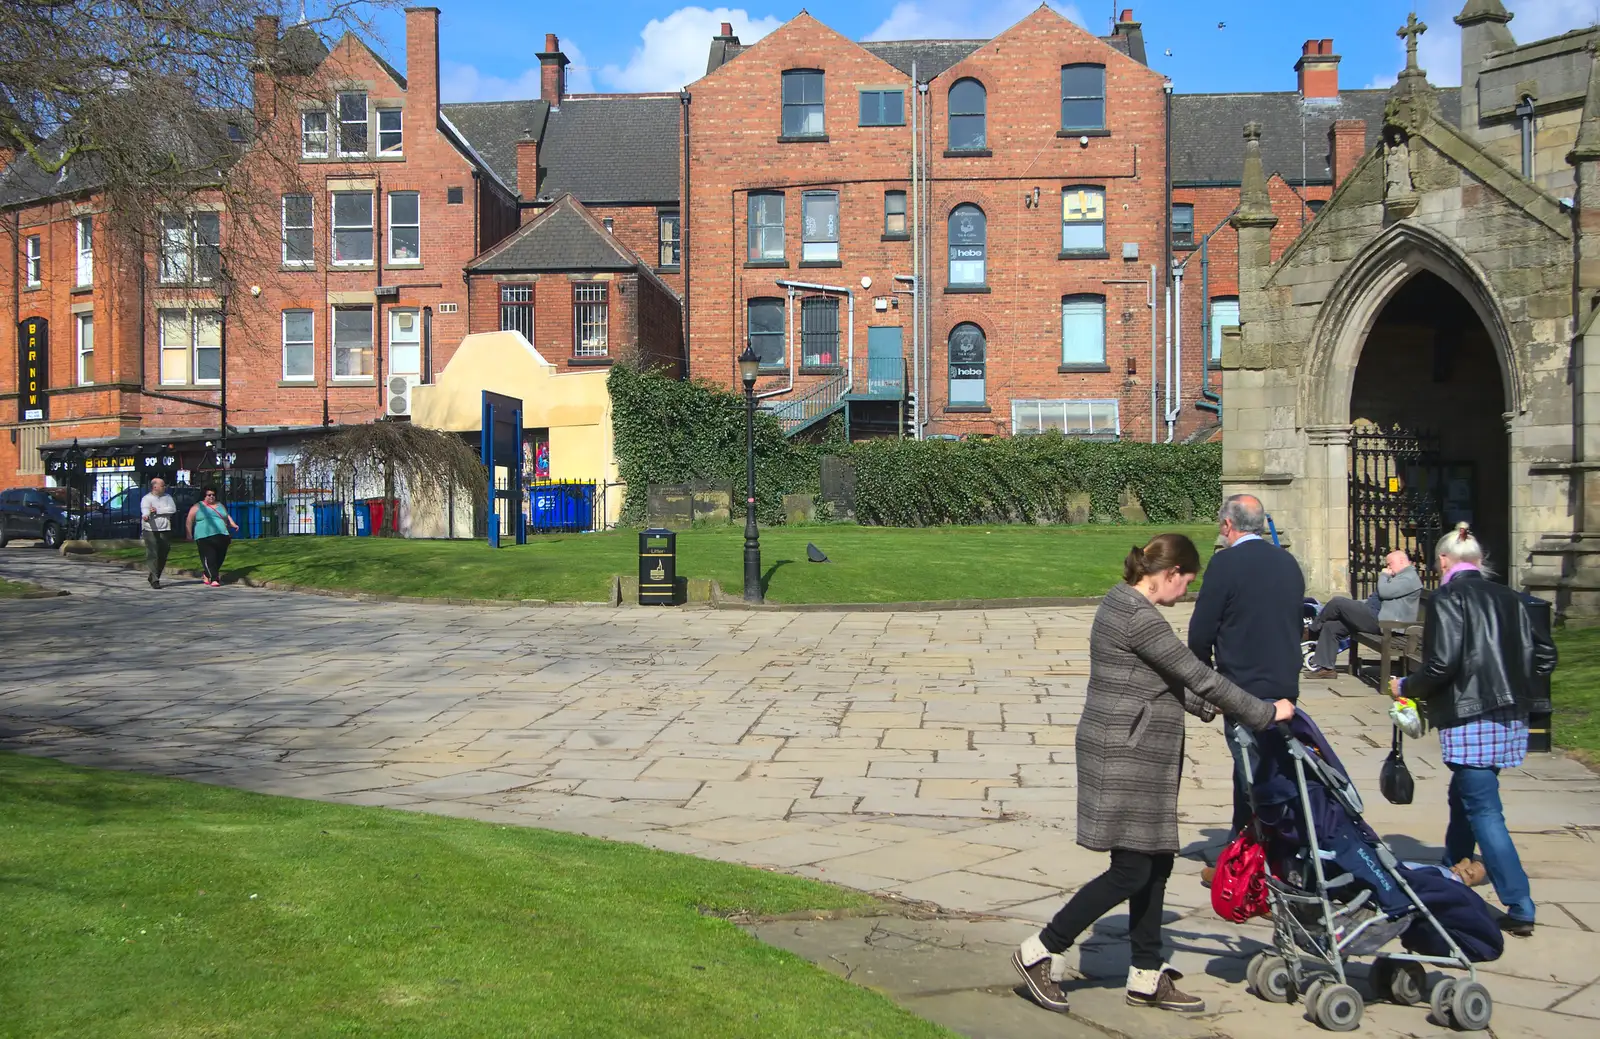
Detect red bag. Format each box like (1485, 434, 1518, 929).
(1212, 828, 1271, 922)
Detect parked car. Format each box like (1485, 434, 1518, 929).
(83, 485, 204, 541)
(0, 487, 72, 548)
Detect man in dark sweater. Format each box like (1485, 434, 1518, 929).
(1188, 494, 1305, 845)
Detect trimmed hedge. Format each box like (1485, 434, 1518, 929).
(608, 364, 1220, 526)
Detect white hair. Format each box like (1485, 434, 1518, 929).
(1436, 522, 1495, 577)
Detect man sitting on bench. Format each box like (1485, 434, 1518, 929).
(1306, 549, 1423, 678)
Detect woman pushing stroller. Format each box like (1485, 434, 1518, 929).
(1013, 534, 1294, 1015)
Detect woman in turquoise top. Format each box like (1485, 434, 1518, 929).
(186, 487, 240, 587)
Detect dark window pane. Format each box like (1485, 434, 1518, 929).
(1060, 65, 1105, 99)
(949, 79, 985, 115)
(949, 115, 985, 150)
(800, 296, 840, 366)
(748, 297, 786, 368)
(1060, 98, 1106, 130)
(882, 91, 903, 125)
(948, 323, 985, 405)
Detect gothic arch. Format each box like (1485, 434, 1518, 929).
(1300, 220, 1524, 427)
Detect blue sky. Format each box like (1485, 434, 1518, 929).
(361, 1, 1595, 102)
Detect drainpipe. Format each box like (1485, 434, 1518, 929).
(1182, 208, 1239, 419)
(910, 62, 920, 440)
(774, 278, 854, 395)
(1149, 263, 1158, 442)
(1162, 80, 1174, 443)
(895, 274, 919, 439)
(1165, 263, 1183, 442)
(422, 305, 433, 383)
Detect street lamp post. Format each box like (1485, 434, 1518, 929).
(738, 346, 763, 604)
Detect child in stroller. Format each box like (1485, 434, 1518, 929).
(1227, 710, 1503, 1032)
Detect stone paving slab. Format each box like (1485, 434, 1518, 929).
(3, 547, 1599, 1038)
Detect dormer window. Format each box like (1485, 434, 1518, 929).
(337, 92, 369, 155)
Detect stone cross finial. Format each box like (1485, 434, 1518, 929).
(1398, 12, 1428, 72)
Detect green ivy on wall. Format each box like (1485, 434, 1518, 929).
(608, 365, 1221, 527)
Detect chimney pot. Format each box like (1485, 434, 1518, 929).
(1295, 37, 1340, 100)
(720, 21, 733, 36)
(540, 33, 568, 106)
(546, 33, 559, 52)
(1119, 8, 1134, 22)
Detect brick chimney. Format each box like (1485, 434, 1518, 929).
(719, 21, 734, 38)
(251, 15, 280, 125)
(516, 132, 538, 202)
(1113, 9, 1147, 65)
(1327, 119, 1366, 187)
(539, 34, 569, 108)
(1295, 39, 1340, 100)
(406, 8, 441, 124)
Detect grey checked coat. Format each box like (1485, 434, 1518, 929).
(1076, 583, 1276, 854)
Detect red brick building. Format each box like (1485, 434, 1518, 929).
(687, 8, 1169, 440)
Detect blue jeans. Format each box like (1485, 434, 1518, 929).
(1445, 764, 1535, 923)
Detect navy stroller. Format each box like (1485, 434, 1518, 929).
(1235, 711, 1502, 1032)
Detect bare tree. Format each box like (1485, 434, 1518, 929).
(293, 422, 487, 534)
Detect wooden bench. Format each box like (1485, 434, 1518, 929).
(1348, 588, 1429, 691)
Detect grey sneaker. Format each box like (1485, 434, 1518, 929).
(1126, 966, 1205, 1013)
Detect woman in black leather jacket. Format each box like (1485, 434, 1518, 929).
(1391, 523, 1557, 937)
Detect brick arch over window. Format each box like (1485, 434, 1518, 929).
(940, 192, 999, 217)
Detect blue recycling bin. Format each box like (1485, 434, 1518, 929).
(529, 482, 595, 532)
(353, 501, 372, 537)
(313, 501, 345, 536)
(231, 501, 264, 539)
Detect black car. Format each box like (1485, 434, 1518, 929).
(83, 485, 205, 541)
(0, 486, 74, 548)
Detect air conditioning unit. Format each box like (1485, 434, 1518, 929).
(388, 374, 420, 416)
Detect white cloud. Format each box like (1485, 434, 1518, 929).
(1366, 0, 1597, 89)
(866, 0, 1084, 42)
(601, 8, 784, 92)
(440, 39, 596, 103)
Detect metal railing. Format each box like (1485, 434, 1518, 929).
(763, 371, 850, 435)
(862, 355, 906, 399)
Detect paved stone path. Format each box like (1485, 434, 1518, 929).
(2, 547, 1599, 1038)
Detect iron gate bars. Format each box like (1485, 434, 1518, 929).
(1348, 425, 1444, 600)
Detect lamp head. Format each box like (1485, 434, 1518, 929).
(738, 345, 761, 389)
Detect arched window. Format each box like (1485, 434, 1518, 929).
(948, 205, 986, 286)
(948, 323, 986, 405)
(948, 79, 986, 151)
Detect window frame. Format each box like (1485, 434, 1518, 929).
(337, 91, 369, 156)
(301, 110, 329, 157)
(801, 190, 840, 263)
(948, 203, 986, 287)
(573, 283, 610, 358)
(947, 78, 987, 151)
(75, 216, 93, 286)
(1209, 296, 1240, 362)
(947, 322, 986, 407)
(158, 212, 220, 285)
(799, 295, 841, 369)
(500, 283, 535, 343)
(282, 309, 315, 382)
(781, 69, 826, 139)
(858, 89, 904, 127)
(1171, 203, 1195, 249)
(24, 234, 41, 287)
(76, 312, 94, 386)
(331, 304, 375, 380)
(191, 309, 222, 385)
(747, 297, 786, 370)
(748, 192, 785, 262)
(331, 191, 374, 266)
(377, 108, 403, 155)
(387, 190, 421, 264)
(1060, 64, 1107, 132)
(1061, 186, 1107, 254)
(1011, 399, 1120, 438)
(155, 308, 220, 386)
(658, 210, 681, 268)
(884, 191, 907, 238)
(388, 308, 421, 377)
(282, 194, 314, 267)
(1060, 294, 1108, 368)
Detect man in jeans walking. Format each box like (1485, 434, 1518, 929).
(140, 478, 177, 588)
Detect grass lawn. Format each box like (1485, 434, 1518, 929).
(0, 751, 949, 1039)
(0, 577, 40, 598)
(1553, 627, 1600, 764)
(100, 523, 1217, 604)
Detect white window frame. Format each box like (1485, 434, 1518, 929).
(1060, 295, 1107, 367)
(801, 190, 839, 263)
(24, 235, 40, 286)
(337, 91, 369, 156)
(377, 108, 403, 154)
(500, 283, 535, 343)
(301, 110, 329, 157)
(76, 313, 94, 385)
(157, 212, 219, 285)
(1210, 297, 1240, 362)
(75, 216, 93, 286)
(157, 309, 221, 386)
(332, 305, 375, 380)
(389, 309, 421, 376)
(573, 283, 609, 358)
(1011, 399, 1120, 438)
(192, 310, 222, 385)
(1061, 187, 1106, 253)
(282, 194, 314, 266)
(282, 309, 315, 382)
(387, 191, 420, 263)
(331, 191, 374, 266)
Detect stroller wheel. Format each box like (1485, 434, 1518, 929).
(1450, 981, 1493, 1031)
(1430, 979, 1457, 1028)
(1302, 978, 1327, 1019)
(1315, 984, 1364, 1032)
(1386, 961, 1426, 1006)
(1257, 955, 1293, 1003)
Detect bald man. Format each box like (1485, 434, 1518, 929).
(1188, 494, 1305, 845)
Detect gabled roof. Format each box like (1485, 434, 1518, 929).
(466, 192, 646, 272)
(440, 100, 548, 194)
(859, 41, 986, 81)
(1172, 87, 1462, 187)
(533, 96, 679, 205)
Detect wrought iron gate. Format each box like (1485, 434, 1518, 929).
(1348, 426, 1444, 599)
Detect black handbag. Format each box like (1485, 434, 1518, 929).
(1379, 725, 1415, 805)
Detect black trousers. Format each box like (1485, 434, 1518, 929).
(1041, 849, 1175, 971)
(1310, 596, 1381, 669)
(196, 534, 231, 583)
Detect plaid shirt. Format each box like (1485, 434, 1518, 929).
(1438, 706, 1528, 769)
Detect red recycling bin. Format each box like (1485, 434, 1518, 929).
(365, 497, 400, 534)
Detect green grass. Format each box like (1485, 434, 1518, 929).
(101, 523, 1217, 604)
(0, 577, 40, 598)
(1553, 627, 1600, 763)
(0, 751, 949, 1039)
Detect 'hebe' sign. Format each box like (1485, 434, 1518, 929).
(17, 318, 48, 422)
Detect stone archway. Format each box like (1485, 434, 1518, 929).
(1297, 221, 1523, 595)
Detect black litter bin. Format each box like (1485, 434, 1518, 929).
(639, 528, 677, 605)
(1520, 592, 1555, 753)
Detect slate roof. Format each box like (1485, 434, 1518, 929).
(440, 100, 549, 194)
(531, 96, 680, 205)
(466, 192, 644, 272)
(1172, 87, 1462, 186)
(859, 41, 986, 81)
